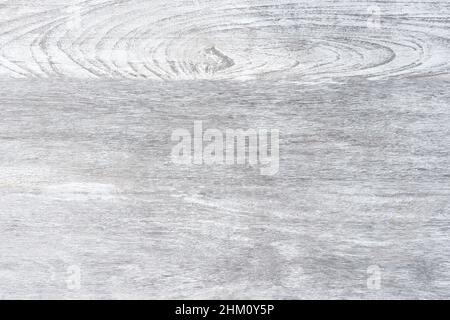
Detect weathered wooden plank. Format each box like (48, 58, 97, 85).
(0, 1, 449, 299)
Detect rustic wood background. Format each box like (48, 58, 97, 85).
(0, 0, 449, 299)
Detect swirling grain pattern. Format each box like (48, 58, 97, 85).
(0, 0, 449, 81)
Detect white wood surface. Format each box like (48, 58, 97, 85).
(0, 0, 449, 299)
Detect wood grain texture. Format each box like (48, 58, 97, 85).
(0, 1, 449, 299)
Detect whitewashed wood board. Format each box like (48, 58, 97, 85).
(0, 0, 449, 299)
